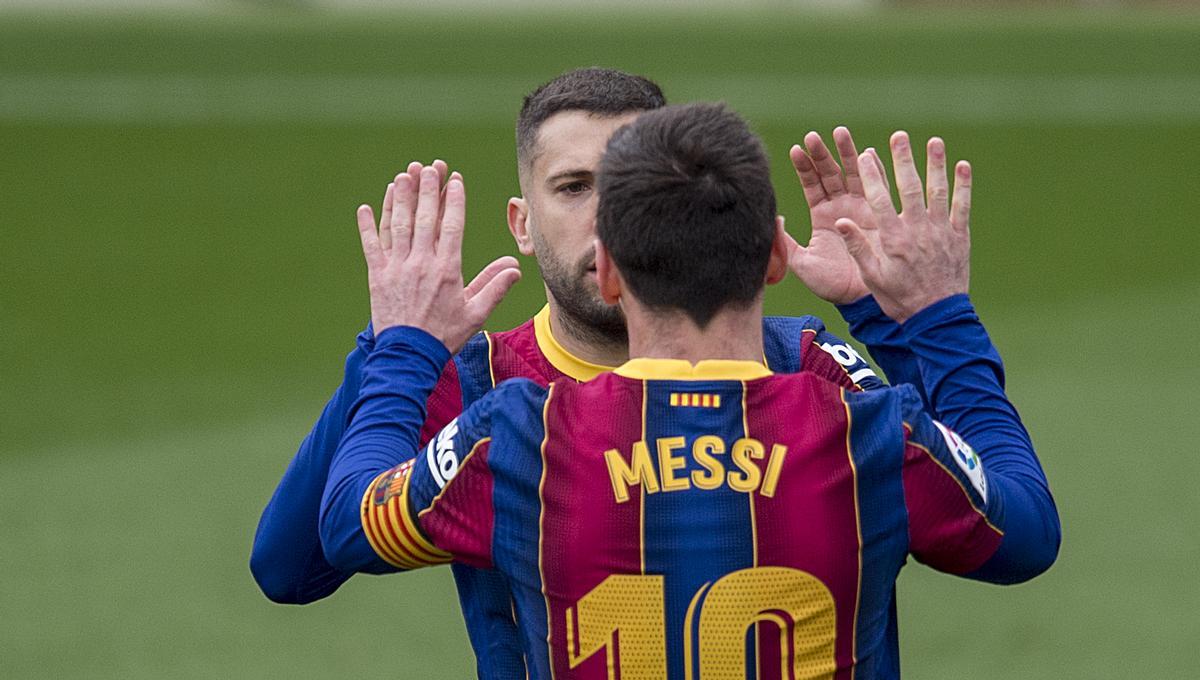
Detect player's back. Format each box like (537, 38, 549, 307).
(382, 343, 1035, 678)
(482, 359, 922, 680)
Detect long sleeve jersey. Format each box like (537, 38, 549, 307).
(251, 305, 884, 677)
(321, 295, 1060, 680)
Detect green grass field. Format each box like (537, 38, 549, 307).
(2, 6, 1198, 677)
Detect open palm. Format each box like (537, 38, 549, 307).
(786, 127, 884, 305)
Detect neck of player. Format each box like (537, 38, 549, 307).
(622, 297, 764, 366)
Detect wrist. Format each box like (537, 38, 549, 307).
(899, 294, 974, 336)
(373, 325, 452, 366)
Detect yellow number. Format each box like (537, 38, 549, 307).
(566, 574, 667, 680)
(567, 567, 836, 680)
(686, 567, 836, 680)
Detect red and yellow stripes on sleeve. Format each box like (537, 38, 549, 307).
(360, 459, 453, 570)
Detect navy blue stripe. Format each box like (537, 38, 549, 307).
(641, 379, 757, 680)
(845, 388, 911, 677)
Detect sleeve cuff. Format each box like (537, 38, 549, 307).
(900, 294, 975, 338)
(835, 295, 888, 326)
(355, 321, 376, 353)
(373, 325, 453, 367)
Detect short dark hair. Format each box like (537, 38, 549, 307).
(516, 67, 666, 172)
(596, 103, 777, 328)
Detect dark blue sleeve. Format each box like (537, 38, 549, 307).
(837, 295, 928, 405)
(319, 326, 452, 575)
(902, 295, 1061, 583)
(249, 323, 373, 604)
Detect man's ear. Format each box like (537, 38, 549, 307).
(507, 197, 535, 256)
(594, 239, 622, 305)
(765, 215, 790, 285)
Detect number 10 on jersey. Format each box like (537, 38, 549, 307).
(564, 566, 838, 679)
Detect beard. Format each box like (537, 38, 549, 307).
(531, 234, 628, 347)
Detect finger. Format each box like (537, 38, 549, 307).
(465, 264, 522, 325)
(789, 145, 828, 208)
(832, 126, 863, 195)
(925, 137, 949, 221)
(436, 169, 462, 239)
(834, 217, 882, 285)
(406, 161, 423, 182)
(858, 149, 897, 218)
(889, 131, 926, 217)
(377, 182, 395, 251)
(950, 160, 972, 233)
(391, 173, 415, 258)
(432, 159, 448, 187)
(356, 204, 384, 268)
(783, 232, 811, 276)
(804, 131, 847, 197)
(437, 175, 466, 262)
(465, 255, 521, 298)
(870, 147, 891, 195)
(411, 166, 440, 253)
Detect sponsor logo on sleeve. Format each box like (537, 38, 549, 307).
(932, 420, 987, 503)
(426, 418, 460, 490)
(818, 341, 877, 385)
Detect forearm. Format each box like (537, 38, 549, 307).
(249, 324, 373, 603)
(903, 296, 1060, 582)
(319, 326, 451, 574)
(837, 295, 927, 402)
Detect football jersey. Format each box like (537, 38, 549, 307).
(327, 297, 1058, 679)
(258, 305, 881, 678)
(361, 357, 1014, 679)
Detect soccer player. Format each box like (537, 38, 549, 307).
(320, 102, 1059, 678)
(251, 69, 900, 676)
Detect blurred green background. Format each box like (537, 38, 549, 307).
(3, 4, 1198, 677)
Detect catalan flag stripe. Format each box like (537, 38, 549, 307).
(360, 467, 452, 569)
(360, 472, 421, 569)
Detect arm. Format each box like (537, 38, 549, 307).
(897, 309, 1059, 584)
(837, 131, 1058, 583)
(319, 326, 456, 573)
(248, 324, 373, 603)
(321, 164, 519, 572)
(901, 296, 1058, 583)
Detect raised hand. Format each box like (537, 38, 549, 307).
(355, 165, 522, 353)
(833, 132, 972, 324)
(785, 127, 884, 305)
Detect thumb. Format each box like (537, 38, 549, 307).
(465, 262, 522, 323)
(834, 217, 881, 282)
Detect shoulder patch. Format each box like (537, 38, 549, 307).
(932, 420, 988, 503)
(818, 340, 878, 385)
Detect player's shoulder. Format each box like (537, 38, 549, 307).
(762, 314, 825, 373)
(473, 376, 549, 419)
(833, 381, 925, 434)
(765, 314, 883, 390)
(453, 318, 547, 402)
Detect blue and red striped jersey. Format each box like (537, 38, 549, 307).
(334, 298, 1058, 679)
(263, 305, 880, 677)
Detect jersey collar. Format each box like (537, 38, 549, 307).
(614, 357, 773, 381)
(533, 305, 614, 382)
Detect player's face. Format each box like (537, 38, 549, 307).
(508, 110, 641, 342)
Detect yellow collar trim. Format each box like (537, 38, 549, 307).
(614, 357, 773, 381)
(533, 306, 614, 382)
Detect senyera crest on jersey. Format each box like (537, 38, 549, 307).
(933, 420, 988, 503)
(426, 417, 461, 490)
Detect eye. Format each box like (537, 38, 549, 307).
(558, 181, 590, 196)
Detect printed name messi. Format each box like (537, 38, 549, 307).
(603, 436, 787, 504)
